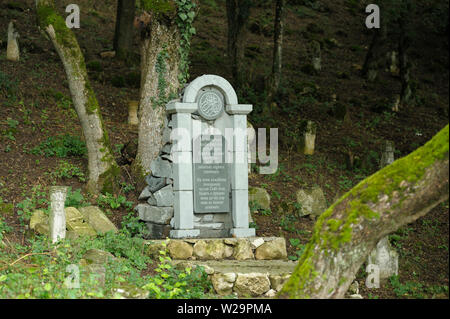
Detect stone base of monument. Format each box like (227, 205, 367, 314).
(174, 259, 295, 297)
(146, 237, 295, 297)
(230, 228, 256, 238)
(170, 229, 200, 239)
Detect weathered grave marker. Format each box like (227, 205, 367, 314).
(7, 21, 19, 62)
(49, 186, 68, 243)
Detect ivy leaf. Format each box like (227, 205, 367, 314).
(189, 27, 196, 35)
(178, 13, 187, 21)
(187, 11, 195, 20)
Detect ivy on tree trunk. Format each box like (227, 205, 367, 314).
(132, 1, 198, 185)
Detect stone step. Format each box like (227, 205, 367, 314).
(145, 237, 288, 261)
(172, 259, 296, 298)
(173, 259, 296, 276)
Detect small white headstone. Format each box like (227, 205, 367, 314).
(302, 121, 316, 155)
(49, 186, 68, 243)
(368, 237, 399, 281)
(7, 21, 19, 62)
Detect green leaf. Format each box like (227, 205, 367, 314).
(187, 11, 195, 20)
(289, 238, 301, 247)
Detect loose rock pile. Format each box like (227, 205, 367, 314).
(29, 206, 118, 238)
(135, 122, 175, 239)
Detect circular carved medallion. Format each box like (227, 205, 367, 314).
(198, 90, 224, 120)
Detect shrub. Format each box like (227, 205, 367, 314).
(31, 135, 87, 158)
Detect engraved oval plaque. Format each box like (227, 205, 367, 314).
(197, 89, 224, 121)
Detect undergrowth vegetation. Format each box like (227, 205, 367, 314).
(0, 233, 213, 299)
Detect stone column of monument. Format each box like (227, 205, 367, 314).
(228, 104, 256, 238)
(49, 186, 68, 243)
(247, 121, 256, 173)
(168, 101, 200, 238)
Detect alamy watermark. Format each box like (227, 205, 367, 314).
(365, 264, 381, 289)
(64, 264, 80, 289)
(170, 127, 278, 174)
(65, 4, 80, 29)
(366, 4, 380, 29)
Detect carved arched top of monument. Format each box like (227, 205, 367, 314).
(183, 74, 238, 105)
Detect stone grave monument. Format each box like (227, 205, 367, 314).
(135, 75, 255, 239)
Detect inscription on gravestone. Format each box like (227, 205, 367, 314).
(193, 135, 230, 213)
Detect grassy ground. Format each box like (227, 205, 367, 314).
(0, 0, 448, 299)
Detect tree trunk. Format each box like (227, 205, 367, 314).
(267, 0, 285, 101)
(398, 16, 412, 108)
(226, 0, 251, 88)
(36, 0, 119, 194)
(279, 125, 449, 299)
(114, 0, 136, 60)
(362, 24, 387, 81)
(132, 15, 181, 181)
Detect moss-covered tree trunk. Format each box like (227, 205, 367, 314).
(36, 0, 119, 194)
(114, 0, 136, 60)
(279, 125, 449, 299)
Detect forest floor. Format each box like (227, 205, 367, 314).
(0, 0, 448, 299)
